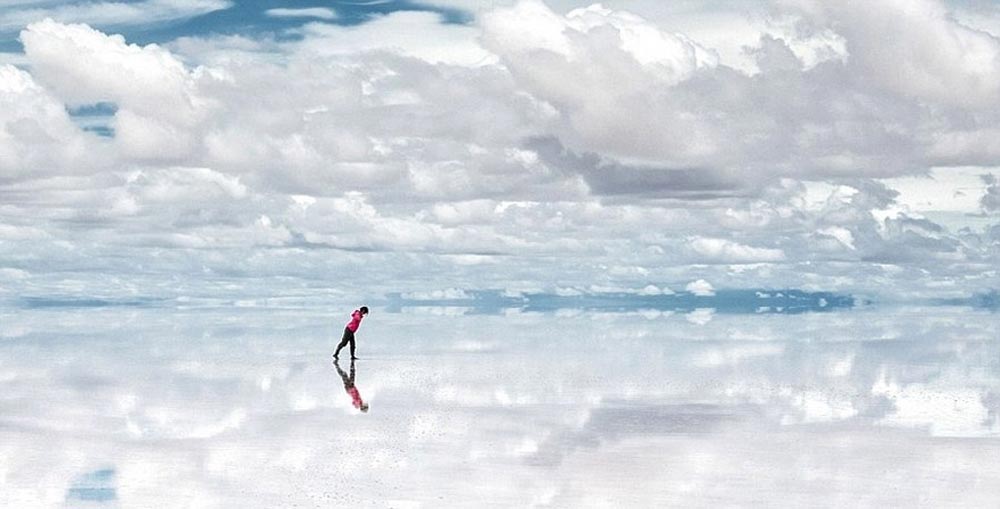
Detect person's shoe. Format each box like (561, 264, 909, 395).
(333, 354, 339, 359)
(350, 357, 358, 360)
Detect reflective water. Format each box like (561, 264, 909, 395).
(1, 305, 998, 507)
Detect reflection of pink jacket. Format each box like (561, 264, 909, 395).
(347, 386, 364, 409)
(346, 310, 364, 332)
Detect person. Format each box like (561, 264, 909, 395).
(333, 306, 368, 360)
(334, 358, 369, 412)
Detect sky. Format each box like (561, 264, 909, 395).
(2, 0, 1000, 303)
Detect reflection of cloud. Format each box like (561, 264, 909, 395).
(693, 343, 784, 368)
(781, 390, 858, 425)
(449, 340, 498, 352)
(1, 306, 998, 506)
(527, 402, 746, 467)
(872, 373, 998, 437)
(399, 306, 472, 316)
(685, 308, 715, 325)
(401, 288, 471, 300)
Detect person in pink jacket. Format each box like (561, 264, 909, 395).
(334, 306, 368, 360)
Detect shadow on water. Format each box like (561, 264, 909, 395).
(334, 359, 369, 413)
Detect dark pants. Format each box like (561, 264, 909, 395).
(334, 327, 356, 358)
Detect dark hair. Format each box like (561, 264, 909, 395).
(360, 306, 369, 315)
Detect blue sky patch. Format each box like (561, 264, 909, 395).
(934, 290, 1000, 310)
(67, 102, 119, 117)
(65, 468, 117, 504)
(19, 296, 166, 309)
(130, 0, 471, 45)
(384, 289, 861, 315)
(1, 0, 472, 53)
(67, 102, 117, 138)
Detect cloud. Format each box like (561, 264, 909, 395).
(688, 236, 786, 263)
(982, 174, 1000, 213)
(0, 0, 231, 32)
(788, 0, 1000, 108)
(264, 8, 337, 21)
(294, 10, 493, 66)
(478, 0, 1000, 187)
(0, 63, 103, 181)
(685, 279, 715, 296)
(0, 223, 49, 240)
(480, 1, 724, 165)
(526, 136, 747, 199)
(1, 4, 999, 298)
(482, 1, 718, 79)
(816, 226, 856, 250)
(20, 19, 211, 162)
(20, 19, 202, 112)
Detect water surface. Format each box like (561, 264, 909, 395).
(1, 305, 998, 507)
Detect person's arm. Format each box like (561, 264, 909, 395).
(351, 311, 362, 329)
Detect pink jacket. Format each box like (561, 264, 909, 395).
(347, 386, 364, 409)
(346, 309, 364, 332)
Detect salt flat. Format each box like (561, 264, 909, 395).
(2, 305, 999, 507)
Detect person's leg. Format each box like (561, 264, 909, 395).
(334, 328, 351, 358)
(349, 336, 357, 359)
(334, 359, 349, 384)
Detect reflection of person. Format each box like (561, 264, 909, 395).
(333, 306, 368, 360)
(334, 359, 369, 412)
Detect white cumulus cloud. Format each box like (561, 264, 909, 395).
(0, 0, 232, 32)
(685, 279, 715, 296)
(689, 237, 786, 263)
(0, 2, 999, 298)
(265, 7, 337, 20)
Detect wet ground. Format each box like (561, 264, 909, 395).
(2, 305, 999, 507)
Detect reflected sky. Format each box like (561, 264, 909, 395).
(1, 305, 999, 507)
(384, 288, 859, 315)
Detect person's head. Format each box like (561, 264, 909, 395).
(360, 306, 369, 315)
(360, 402, 370, 413)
